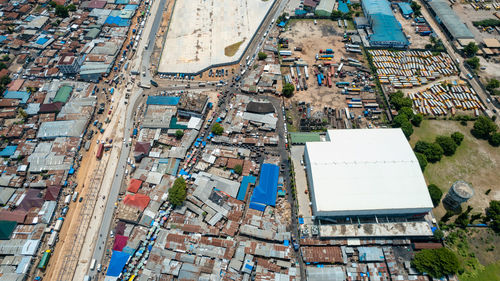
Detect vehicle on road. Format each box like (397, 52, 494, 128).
(90, 259, 96, 271)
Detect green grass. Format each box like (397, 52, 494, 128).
(224, 40, 244, 57)
(462, 261, 500, 281)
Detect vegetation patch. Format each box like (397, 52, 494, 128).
(224, 40, 245, 57)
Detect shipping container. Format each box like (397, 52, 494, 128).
(96, 143, 104, 159)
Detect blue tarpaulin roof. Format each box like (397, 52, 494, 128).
(278, 21, 286, 27)
(397, 2, 413, 15)
(237, 176, 256, 201)
(338, 1, 349, 13)
(124, 4, 138, 10)
(249, 164, 279, 211)
(105, 16, 130, 27)
(35, 37, 49, 45)
(0, 145, 17, 157)
(295, 9, 307, 16)
(0, 36, 7, 43)
(106, 251, 130, 277)
(115, 0, 129, 4)
(3, 91, 31, 104)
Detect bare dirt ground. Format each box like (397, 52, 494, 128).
(281, 20, 367, 110)
(393, 10, 431, 49)
(453, 3, 500, 42)
(409, 120, 500, 219)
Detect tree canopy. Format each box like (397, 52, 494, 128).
(435, 136, 458, 156)
(55, 5, 69, 18)
(233, 164, 243, 175)
(282, 83, 295, 98)
(414, 140, 444, 163)
(412, 248, 460, 278)
(471, 116, 497, 139)
(466, 56, 480, 70)
(489, 132, 500, 147)
(486, 200, 500, 233)
(258, 52, 267, 60)
(486, 78, 500, 91)
(168, 177, 187, 207)
(464, 42, 479, 57)
(389, 91, 413, 110)
(212, 123, 224, 135)
(411, 114, 423, 127)
(415, 152, 428, 171)
(428, 184, 443, 207)
(451, 132, 464, 145)
(175, 130, 184, 139)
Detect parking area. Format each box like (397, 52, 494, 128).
(281, 19, 383, 130)
(393, 11, 432, 49)
(453, 3, 500, 41)
(290, 145, 313, 225)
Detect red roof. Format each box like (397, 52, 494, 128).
(134, 142, 151, 154)
(44, 185, 61, 201)
(112, 235, 128, 251)
(123, 194, 150, 211)
(127, 179, 142, 193)
(0, 210, 27, 223)
(87, 0, 106, 9)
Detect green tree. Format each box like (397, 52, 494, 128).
(400, 121, 414, 139)
(233, 164, 243, 175)
(414, 141, 444, 163)
(175, 130, 184, 139)
(415, 152, 428, 171)
(412, 114, 423, 127)
(464, 42, 479, 57)
(68, 4, 76, 11)
(398, 107, 415, 119)
(435, 136, 458, 156)
(471, 116, 497, 139)
(55, 5, 69, 18)
(428, 184, 443, 207)
(0, 62, 6, 70)
(0, 75, 11, 86)
(466, 56, 480, 70)
(49, 1, 57, 7)
(451, 132, 464, 145)
(411, 1, 422, 16)
(168, 177, 187, 207)
(412, 248, 460, 278)
(282, 82, 295, 98)
(258, 52, 267, 60)
(489, 132, 500, 147)
(485, 200, 500, 233)
(330, 10, 343, 19)
(433, 229, 444, 240)
(212, 123, 224, 135)
(389, 91, 413, 110)
(455, 212, 470, 228)
(486, 78, 500, 91)
(392, 114, 410, 128)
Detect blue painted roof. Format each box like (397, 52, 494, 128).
(35, 37, 49, 45)
(249, 164, 279, 211)
(0, 145, 17, 157)
(397, 2, 413, 15)
(105, 16, 130, 27)
(237, 176, 256, 201)
(124, 4, 138, 10)
(0, 36, 7, 43)
(3, 91, 30, 104)
(146, 96, 180, 106)
(362, 0, 409, 47)
(115, 0, 129, 4)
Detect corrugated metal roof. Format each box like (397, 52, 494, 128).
(428, 0, 474, 39)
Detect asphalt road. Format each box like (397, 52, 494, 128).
(141, 0, 167, 86)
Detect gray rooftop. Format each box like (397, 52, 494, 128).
(428, 0, 474, 39)
(37, 120, 87, 139)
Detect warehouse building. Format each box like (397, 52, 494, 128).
(315, 0, 335, 17)
(427, 0, 474, 40)
(304, 129, 433, 219)
(361, 0, 409, 48)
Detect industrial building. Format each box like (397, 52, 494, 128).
(315, 0, 335, 17)
(427, 0, 474, 40)
(304, 129, 433, 219)
(361, 0, 409, 48)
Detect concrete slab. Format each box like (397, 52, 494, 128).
(319, 221, 433, 238)
(290, 145, 313, 225)
(159, 0, 275, 74)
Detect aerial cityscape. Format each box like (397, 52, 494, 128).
(0, 0, 499, 280)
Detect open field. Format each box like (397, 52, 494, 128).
(409, 120, 500, 218)
(158, 0, 274, 74)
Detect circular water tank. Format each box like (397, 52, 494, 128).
(443, 181, 474, 210)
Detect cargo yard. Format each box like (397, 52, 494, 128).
(280, 20, 384, 131)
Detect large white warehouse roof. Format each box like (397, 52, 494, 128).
(305, 129, 433, 217)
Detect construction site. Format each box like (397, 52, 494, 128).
(158, 0, 275, 74)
